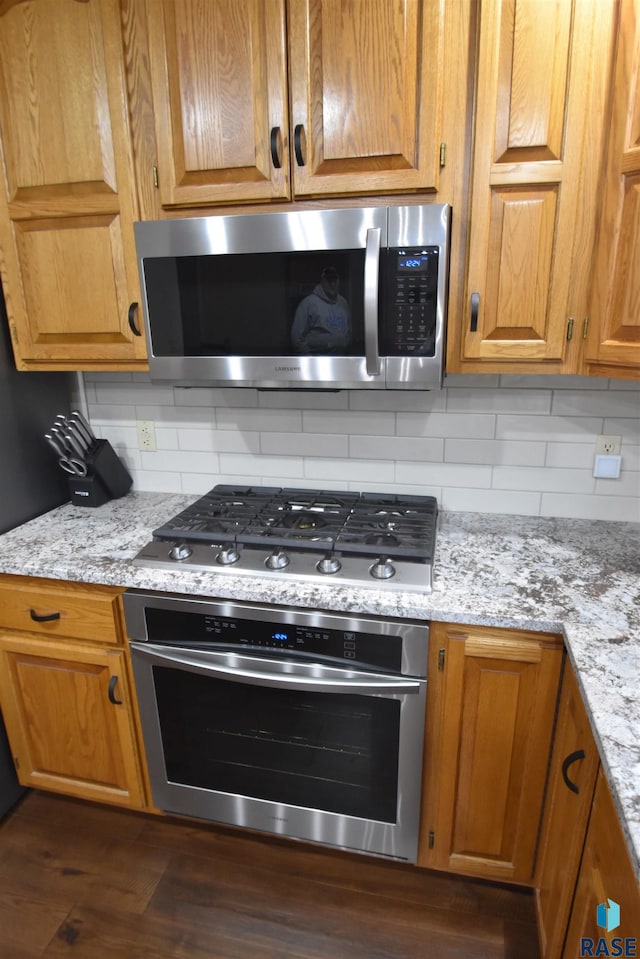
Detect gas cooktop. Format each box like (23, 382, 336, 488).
(133, 485, 438, 592)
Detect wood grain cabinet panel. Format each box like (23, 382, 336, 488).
(0, 635, 145, 808)
(562, 769, 640, 956)
(288, 0, 447, 198)
(0, 574, 124, 645)
(141, 0, 469, 209)
(419, 622, 563, 884)
(0, 0, 147, 370)
(586, 0, 640, 379)
(144, 0, 290, 207)
(449, 0, 617, 374)
(535, 663, 601, 958)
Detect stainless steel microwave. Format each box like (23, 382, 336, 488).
(134, 204, 451, 391)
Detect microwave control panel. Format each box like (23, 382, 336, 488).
(383, 247, 439, 356)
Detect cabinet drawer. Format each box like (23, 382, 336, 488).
(0, 576, 123, 645)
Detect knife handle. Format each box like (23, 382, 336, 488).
(70, 410, 96, 445)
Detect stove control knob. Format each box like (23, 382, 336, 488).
(265, 550, 290, 570)
(317, 554, 341, 575)
(370, 557, 396, 580)
(169, 542, 193, 562)
(216, 547, 240, 566)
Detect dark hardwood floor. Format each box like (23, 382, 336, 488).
(0, 791, 540, 959)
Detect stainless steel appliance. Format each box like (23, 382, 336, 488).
(124, 591, 429, 862)
(134, 203, 450, 390)
(133, 485, 438, 592)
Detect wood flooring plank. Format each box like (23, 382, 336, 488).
(0, 792, 539, 959)
(0, 890, 70, 958)
(136, 814, 537, 922)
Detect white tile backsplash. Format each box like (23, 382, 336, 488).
(85, 374, 640, 522)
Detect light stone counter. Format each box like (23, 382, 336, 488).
(0, 491, 638, 877)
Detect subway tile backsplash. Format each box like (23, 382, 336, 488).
(83, 373, 640, 523)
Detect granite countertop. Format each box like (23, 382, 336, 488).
(0, 491, 638, 877)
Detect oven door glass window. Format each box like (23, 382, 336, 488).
(152, 665, 400, 823)
(143, 251, 369, 358)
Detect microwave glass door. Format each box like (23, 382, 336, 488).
(143, 250, 370, 359)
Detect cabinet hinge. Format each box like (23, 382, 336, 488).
(9, 323, 18, 344)
(438, 648, 445, 671)
(582, 316, 589, 339)
(428, 830, 435, 849)
(566, 316, 574, 341)
(13, 756, 19, 770)
(439, 142, 446, 168)
(153, 165, 159, 189)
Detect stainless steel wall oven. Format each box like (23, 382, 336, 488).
(124, 591, 429, 862)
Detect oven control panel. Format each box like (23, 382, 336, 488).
(144, 606, 402, 671)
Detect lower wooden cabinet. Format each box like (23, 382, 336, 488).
(0, 635, 145, 809)
(562, 768, 640, 956)
(0, 574, 146, 810)
(419, 622, 563, 884)
(535, 662, 601, 958)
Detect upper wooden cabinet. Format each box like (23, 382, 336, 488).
(143, 0, 290, 208)
(0, 0, 148, 370)
(447, 0, 618, 375)
(140, 0, 468, 210)
(585, 0, 640, 380)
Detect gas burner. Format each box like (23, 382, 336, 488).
(280, 511, 328, 530)
(364, 531, 401, 547)
(135, 484, 438, 592)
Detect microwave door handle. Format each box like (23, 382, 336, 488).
(364, 226, 382, 376)
(131, 643, 421, 695)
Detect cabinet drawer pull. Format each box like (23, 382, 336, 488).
(470, 292, 480, 332)
(128, 302, 141, 337)
(108, 675, 123, 705)
(270, 126, 282, 169)
(562, 748, 586, 794)
(294, 124, 305, 166)
(29, 608, 60, 623)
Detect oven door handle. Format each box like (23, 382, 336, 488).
(131, 643, 422, 695)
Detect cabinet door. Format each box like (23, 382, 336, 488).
(288, 0, 450, 197)
(145, 0, 289, 207)
(586, 0, 640, 380)
(454, 0, 616, 372)
(535, 664, 600, 958)
(0, 0, 147, 370)
(562, 769, 640, 957)
(419, 623, 563, 884)
(0, 635, 145, 809)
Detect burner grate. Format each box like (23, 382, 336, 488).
(151, 485, 437, 562)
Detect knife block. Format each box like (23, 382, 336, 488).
(68, 440, 133, 507)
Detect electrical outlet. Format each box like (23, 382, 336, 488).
(594, 435, 622, 456)
(137, 420, 157, 452)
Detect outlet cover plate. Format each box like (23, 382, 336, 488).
(595, 435, 622, 456)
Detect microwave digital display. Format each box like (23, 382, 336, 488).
(397, 254, 430, 272)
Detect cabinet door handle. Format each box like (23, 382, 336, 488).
(470, 292, 480, 332)
(562, 748, 586, 794)
(270, 126, 282, 169)
(294, 124, 305, 166)
(29, 608, 60, 623)
(128, 302, 141, 337)
(108, 675, 123, 705)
